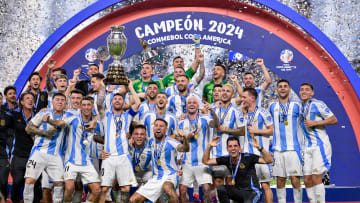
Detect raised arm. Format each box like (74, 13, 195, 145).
(229, 75, 243, 98)
(97, 82, 106, 119)
(256, 58, 271, 90)
(190, 34, 201, 73)
(194, 53, 205, 86)
(202, 136, 221, 165)
(46, 59, 56, 91)
(98, 60, 104, 74)
(249, 135, 273, 164)
(128, 79, 141, 112)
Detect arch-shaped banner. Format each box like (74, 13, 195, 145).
(14, 0, 360, 186)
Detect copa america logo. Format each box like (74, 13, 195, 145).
(280, 49, 294, 64)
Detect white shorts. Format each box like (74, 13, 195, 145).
(272, 150, 303, 177)
(64, 162, 100, 184)
(136, 174, 179, 202)
(25, 150, 64, 182)
(303, 145, 331, 175)
(210, 165, 231, 178)
(100, 154, 137, 187)
(41, 171, 53, 189)
(135, 170, 153, 186)
(180, 164, 212, 187)
(255, 164, 272, 183)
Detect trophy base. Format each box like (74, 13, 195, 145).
(105, 63, 128, 85)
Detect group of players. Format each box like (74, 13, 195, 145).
(0, 43, 337, 203)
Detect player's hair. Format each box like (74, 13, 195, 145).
(71, 89, 85, 96)
(227, 137, 240, 147)
(301, 82, 314, 90)
(112, 93, 124, 100)
(52, 92, 66, 100)
(277, 79, 290, 86)
(243, 87, 258, 99)
(131, 124, 147, 134)
(88, 63, 99, 70)
(81, 96, 94, 104)
(148, 81, 159, 88)
(19, 92, 35, 110)
(157, 92, 167, 98)
(176, 74, 189, 81)
(155, 118, 168, 127)
(213, 84, 223, 89)
(52, 67, 67, 75)
(91, 73, 105, 80)
(215, 64, 226, 73)
(54, 74, 67, 81)
(186, 96, 201, 106)
(223, 83, 235, 93)
(28, 72, 42, 82)
(244, 72, 255, 78)
(4, 85, 16, 96)
(172, 56, 183, 63)
(142, 62, 153, 69)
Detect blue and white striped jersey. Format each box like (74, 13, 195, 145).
(178, 114, 211, 166)
(269, 101, 303, 152)
(134, 101, 156, 122)
(165, 80, 198, 97)
(102, 107, 137, 156)
(64, 116, 104, 165)
(148, 137, 180, 179)
(300, 99, 334, 148)
(141, 111, 177, 139)
(167, 92, 202, 118)
(29, 109, 70, 156)
(129, 143, 152, 173)
(212, 104, 244, 157)
(243, 107, 273, 156)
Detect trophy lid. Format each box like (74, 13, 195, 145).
(110, 25, 125, 31)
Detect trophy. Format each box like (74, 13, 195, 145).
(139, 38, 158, 62)
(104, 26, 128, 85)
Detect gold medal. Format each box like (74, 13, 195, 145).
(194, 134, 198, 139)
(157, 160, 161, 166)
(135, 166, 140, 172)
(284, 120, 288, 126)
(116, 133, 119, 138)
(83, 140, 89, 145)
(240, 163, 245, 169)
(232, 179, 235, 185)
(0, 119, 5, 126)
(40, 95, 45, 102)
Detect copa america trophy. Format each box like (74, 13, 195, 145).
(104, 25, 128, 85)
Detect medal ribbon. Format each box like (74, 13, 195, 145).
(230, 153, 242, 184)
(246, 106, 258, 126)
(34, 92, 40, 109)
(154, 139, 165, 163)
(301, 100, 312, 121)
(22, 110, 34, 125)
(80, 116, 92, 141)
(113, 114, 123, 134)
(279, 101, 290, 122)
(219, 103, 233, 125)
(133, 146, 145, 168)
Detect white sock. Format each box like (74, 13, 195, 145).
(85, 200, 92, 203)
(276, 188, 286, 203)
(23, 183, 34, 203)
(106, 187, 112, 201)
(193, 182, 199, 195)
(52, 186, 64, 203)
(306, 186, 316, 203)
(72, 190, 83, 203)
(293, 187, 302, 203)
(113, 190, 121, 203)
(314, 183, 325, 203)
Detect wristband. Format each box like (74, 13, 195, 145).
(258, 146, 264, 152)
